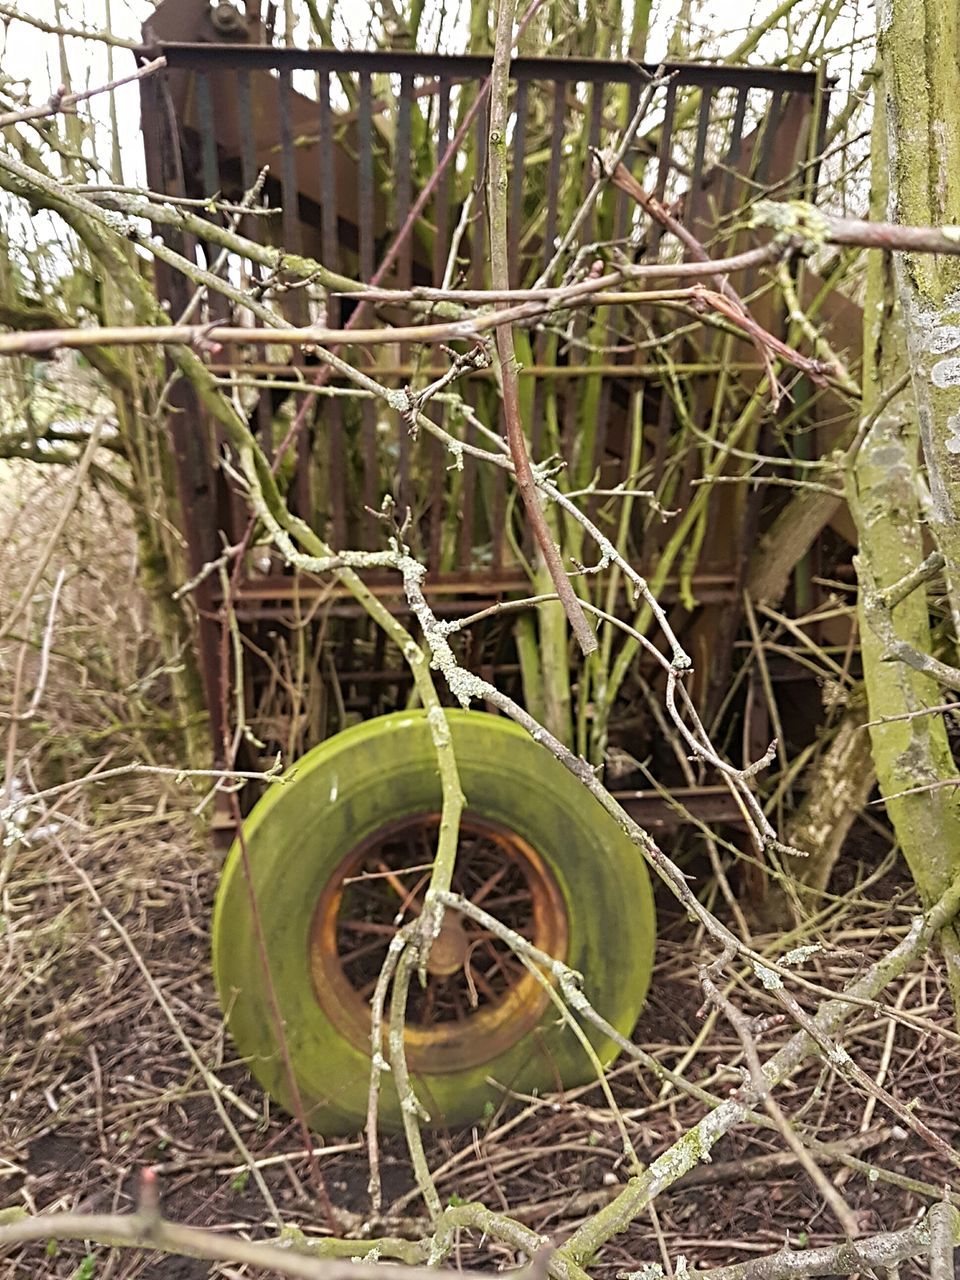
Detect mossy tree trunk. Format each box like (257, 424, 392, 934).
(880, 1, 960, 632)
(847, 69, 960, 1015)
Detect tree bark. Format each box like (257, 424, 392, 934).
(848, 69, 960, 1016)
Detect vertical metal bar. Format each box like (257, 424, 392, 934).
(472, 92, 489, 287)
(433, 78, 452, 286)
(358, 72, 375, 282)
(194, 70, 221, 198)
(277, 69, 310, 518)
(396, 75, 413, 286)
(754, 91, 783, 190)
(237, 69, 274, 461)
(358, 72, 377, 543)
(457, 408, 477, 574)
(718, 85, 748, 254)
(510, 78, 528, 287)
(318, 69, 346, 549)
(460, 92, 487, 569)
(277, 69, 304, 263)
(648, 78, 677, 257)
(596, 75, 646, 521)
(543, 78, 564, 270)
(723, 87, 749, 198)
(473, 92, 495, 571)
(429, 79, 452, 573)
(396, 74, 414, 527)
(361, 398, 378, 550)
(318, 71, 340, 278)
(808, 77, 831, 202)
(743, 91, 782, 297)
(684, 85, 714, 235)
(583, 80, 604, 245)
(613, 77, 640, 243)
(642, 391, 674, 567)
(236, 70, 257, 199)
(428, 404, 447, 575)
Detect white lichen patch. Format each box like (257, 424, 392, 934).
(780, 943, 823, 967)
(928, 325, 960, 354)
(426, 703, 452, 747)
(931, 357, 960, 388)
(945, 412, 960, 455)
(752, 961, 783, 990)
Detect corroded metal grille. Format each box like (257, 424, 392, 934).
(138, 43, 830, 763)
(142, 45, 824, 571)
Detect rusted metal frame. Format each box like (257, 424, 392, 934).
(318, 69, 347, 552)
(427, 78, 453, 577)
(231, 569, 740, 608)
(139, 66, 227, 763)
(614, 786, 746, 830)
(357, 71, 379, 551)
(153, 43, 818, 96)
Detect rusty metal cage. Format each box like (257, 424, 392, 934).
(138, 30, 844, 824)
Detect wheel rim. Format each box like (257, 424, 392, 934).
(308, 812, 569, 1073)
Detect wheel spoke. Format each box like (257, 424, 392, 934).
(318, 814, 560, 1041)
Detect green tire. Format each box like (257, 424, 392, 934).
(212, 710, 656, 1133)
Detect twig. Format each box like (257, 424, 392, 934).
(0, 55, 166, 129)
(698, 961, 861, 1240)
(686, 1204, 959, 1280)
(488, 0, 591, 656)
(927, 1200, 960, 1280)
(56, 843, 283, 1223)
(0, 762, 284, 826)
(0, 285, 697, 356)
(0, 1206, 531, 1279)
(0, 416, 105, 642)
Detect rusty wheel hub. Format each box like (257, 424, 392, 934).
(308, 813, 569, 1073)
